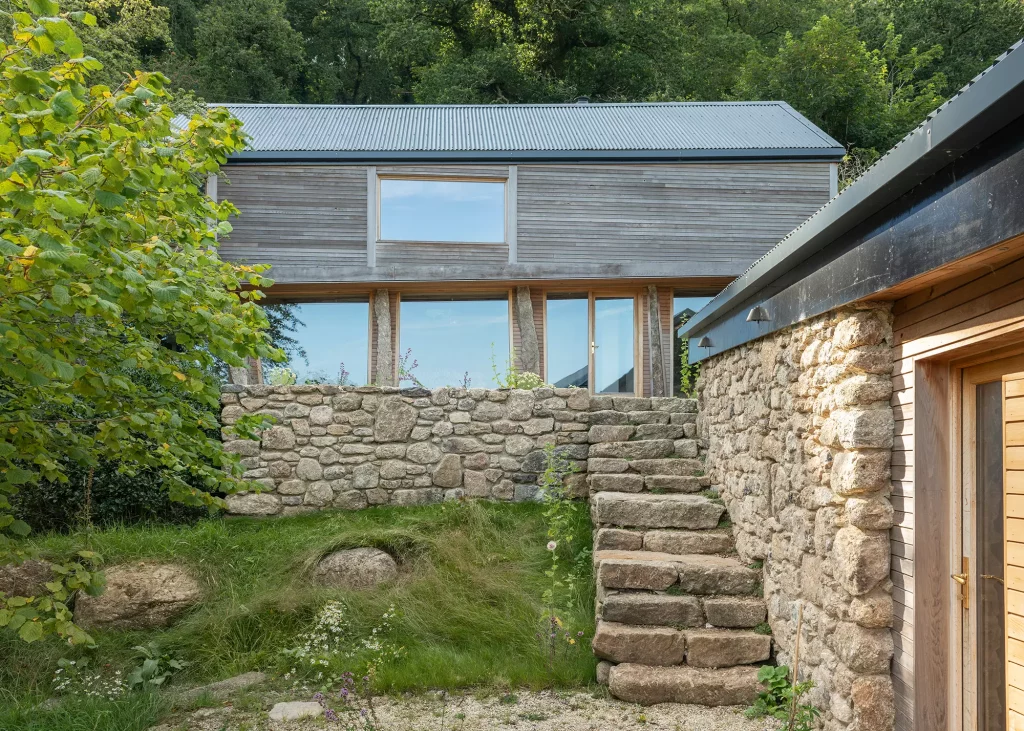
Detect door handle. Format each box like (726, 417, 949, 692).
(981, 574, 1004, 584)
(953, 557, 969, 609)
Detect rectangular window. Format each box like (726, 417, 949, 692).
(399, 296, 510, 388)
(673, 295, 712, 396)
(379, 178, 505, 243)
(285, 301, 370, 385)
(546, 295, 589, 389)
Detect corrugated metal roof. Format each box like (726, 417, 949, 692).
(201, 102, 844, 162)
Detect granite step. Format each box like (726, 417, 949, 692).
(599, 593, 766, 630)
(594, 527, 736, 555)
(608, 663, 762, 706)
(593, 622, 770, 668)
(596, 550, 760, 595)
(627, 458, 705, 476)
(592, 492, 724, 529)
(589, 440, 676, 460)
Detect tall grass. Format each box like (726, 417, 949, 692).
(1, 500, 596, 715)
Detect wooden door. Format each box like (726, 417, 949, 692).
(1005, 372, 1024, 730)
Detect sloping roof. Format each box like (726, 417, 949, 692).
(684, 39, 1024, 356)
(209, 102, 844, 163)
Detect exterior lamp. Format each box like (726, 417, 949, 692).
(697, 335, 712, 356)
(746, 305, 770, 323)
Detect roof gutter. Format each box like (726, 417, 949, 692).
(683, 41, 1024, 348)
(225, 147, 846, 164)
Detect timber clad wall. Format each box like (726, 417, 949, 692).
(515, 163, 831, 268)
(218, 165, 367, 266)
(217, 161, 832, 280)
(887, 248, 1024, 731)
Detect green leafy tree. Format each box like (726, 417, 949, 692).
(192, 0, 305, 102)
(0, 0, 279, 644)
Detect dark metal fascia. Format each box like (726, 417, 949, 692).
(683, 42, 1024, 342)
(224, 147, 847, 164)
(685, 127, 1024, 363)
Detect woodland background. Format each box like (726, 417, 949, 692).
(37, 0, 1024, 182)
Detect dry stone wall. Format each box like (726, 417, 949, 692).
(221, 384, 693, 515)
(697, 304, 896, 731)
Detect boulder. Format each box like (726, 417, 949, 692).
(0, 559, 54, 598)
(313, 548, 398, 590)
(225, 492, 281, 516)
(75, 562, 202, 630)
(432, 454, 462, 488)
(269, 701, 323, 722)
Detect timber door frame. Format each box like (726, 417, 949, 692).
(952, 354, 1024, 731)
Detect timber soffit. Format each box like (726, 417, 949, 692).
(194, 101, 845, 163)
(683, 39, 1024, 358)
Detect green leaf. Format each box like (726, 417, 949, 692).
(18, 620, 43, 643)
(94, 189, 127, 209)
(8, 520, 31, 537)
(27, 0, 59, 15)
(51, 284, 71, 305)
(50, 90, 76, 122)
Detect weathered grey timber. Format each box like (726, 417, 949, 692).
(217, 162, 832, 284)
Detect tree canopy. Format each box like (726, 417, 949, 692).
(56, 0, 1024, 176)
(0, 0, 278, 643)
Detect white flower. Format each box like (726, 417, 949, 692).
(547, 541, 557, 551)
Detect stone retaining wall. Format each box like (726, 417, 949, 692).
(221, 385, 696, 515)
(697, 304, 896, 731)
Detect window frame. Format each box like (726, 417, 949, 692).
(376, 174, 510, 246)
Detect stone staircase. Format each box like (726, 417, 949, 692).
(587, 407, 769, 706)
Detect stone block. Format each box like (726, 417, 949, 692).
(598, 558, 678, 591)
(373, 397, 418, 442)
(846, 496, 894, 530)
(593, 493, 723, 529)
(588, 457, 629, 474)
(628, 458, 703, 476)
(589, 474, 644, 493)
(303, 481, 334, 506)
(833, 526, 889, 595)
(432, 454, 462, 488)
(602, 594, 703, 628)
(644, 475, 708, 493)
(703, 597, 767, 628)
(832, 622, 894, 674)
(225, 492, 280, 516)
(673, 439, 699, 458)
(594, 528, 643, 551)
(589, 425, 636, 443)
(262, 426, 295, 450)
(643, 530, 734, 555)
(832, 408, 894, 449)
(831, 450, 890, 496)
(684, 629, 771, 668)
(296, 458, 323, 481)
(608, 664, 761, 706)
(589, 440, 675, 460)
(676, 555, 759, 595)
(592, 622, 685, 665)
(391, 488, 442, 506)
(851, 675, 895, 731)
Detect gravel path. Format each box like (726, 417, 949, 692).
(155, 689, 778, 731)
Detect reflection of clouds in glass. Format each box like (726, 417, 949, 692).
(402, 311, 509, 332)
(380, 179, 504, 203)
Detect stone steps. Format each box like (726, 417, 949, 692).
(596, 550, 760, 595)
(593, 622, 771, 668)
(592, 492, 724, 530)
(608, 663, 762, 706)
(600, 592, 767, 629)
(585, 413, 772, 708)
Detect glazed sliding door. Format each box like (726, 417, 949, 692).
(592, 297, 635, 394)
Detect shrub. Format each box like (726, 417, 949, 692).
(12, 461, 209, 534)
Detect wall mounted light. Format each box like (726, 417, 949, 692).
(746, 305, 770, 323)
(697, 336, 712, 348)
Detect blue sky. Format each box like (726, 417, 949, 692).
(286, 295, 715, 388)
(379, 180, 505, 243)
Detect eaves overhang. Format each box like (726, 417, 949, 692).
(683, 40, 1024, 363)
(224, 147, 846, 164)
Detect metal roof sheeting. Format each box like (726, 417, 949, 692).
(204, 102, 844, 161)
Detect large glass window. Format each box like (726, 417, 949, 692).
(594, 298, 635, 394)
(673, 295, 713, 396)
(285, 301, 369, 385)
(399, 297, 510, 388)
(546, 295, 589, 389)
(379, 179, 505, 243)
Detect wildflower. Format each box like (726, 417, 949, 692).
(547, 541, 557, 551)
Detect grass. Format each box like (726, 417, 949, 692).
(0, 500, 596, 729)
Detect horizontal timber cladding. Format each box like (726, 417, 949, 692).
(885, 241, 1024, 731)
(217, 164, 367, 266)
(515, 162, 832, 266)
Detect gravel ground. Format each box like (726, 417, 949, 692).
(154, 689, 777, 731)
